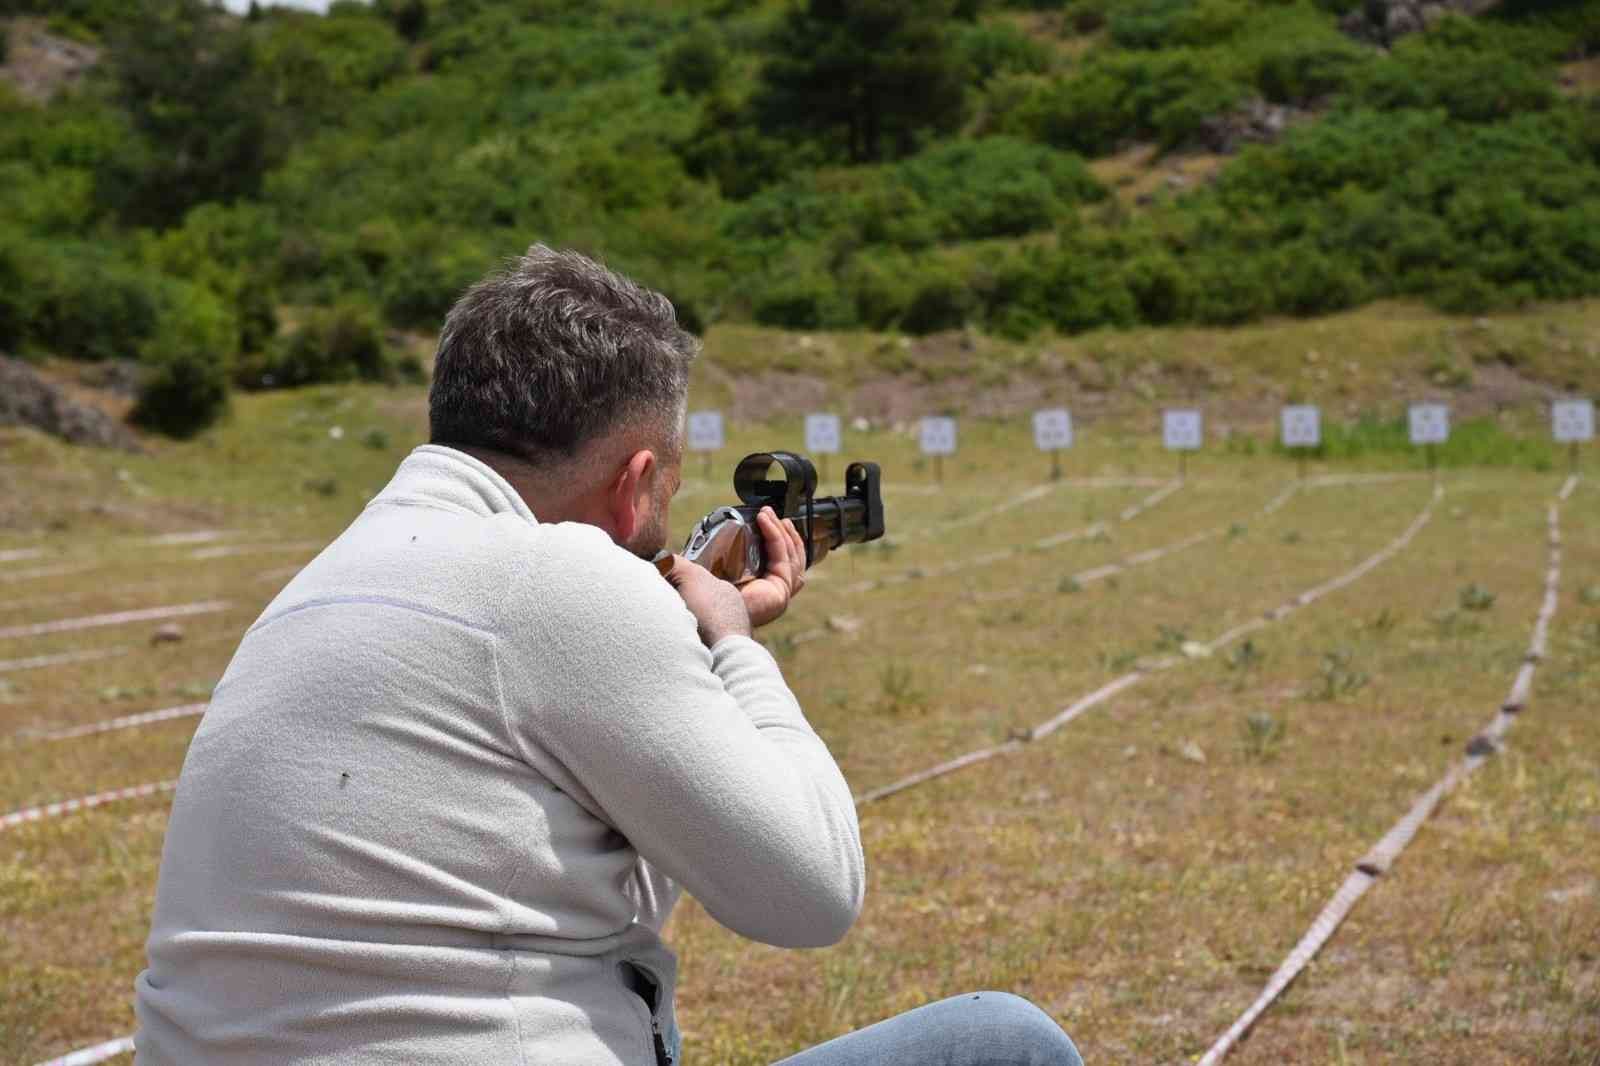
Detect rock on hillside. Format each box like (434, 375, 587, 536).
(0, 355, 141, 451)
(0, 20, 101, 102)
(1340, 0, 1505, 46)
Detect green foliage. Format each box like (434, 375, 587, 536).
(2, 0, 1600, 375)
(28, 245, 162, 362)
(130, 283, 238, 438)
(1241, 710, 1286, 760)
(0, 230, 32, 351)
(661, 28, 727, 96)
(756, 0, 969, 163)
(1349, 16, 1558, 122)
(244, 303, 392, 390)
(956, 20, 1052, 82)
(100, 0, 280, 227)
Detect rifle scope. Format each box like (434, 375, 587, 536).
(679, 451, 884, 583)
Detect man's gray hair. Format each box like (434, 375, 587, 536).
(429, 244, 698, 466)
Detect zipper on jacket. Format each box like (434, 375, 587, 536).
(619, 960, 673, 1066)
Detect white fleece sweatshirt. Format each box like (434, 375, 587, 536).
(134, 445, 865, 1066)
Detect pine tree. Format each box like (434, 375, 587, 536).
(756, 0, 970, 164)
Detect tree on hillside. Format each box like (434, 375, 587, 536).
(100, 0, 277, 228)
(755, 0, 970, 163)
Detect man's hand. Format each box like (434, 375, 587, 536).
(737, 506, 822, 629)
(660, 554, 753, 647)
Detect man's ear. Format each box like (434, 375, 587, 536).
(606, 448, 656, 545)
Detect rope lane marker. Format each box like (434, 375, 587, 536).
(186, 541, 320, 561)
(0, 601, 232, 642)
(34, 1035, 137, 1066)
(0, 646, 132, 675)
(1195, 475, 1574, 1065)
(970, 481, 1301, 607)
(0, 779, 178, 833)
(26, 702, 210, 742)
(855, 485, 1441, 807)
(841, 481, 1183, 595)
(897, 476, 1176, 543)
(0, 563, 96, 585)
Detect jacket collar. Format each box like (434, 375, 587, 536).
(373, 445, 537, 523)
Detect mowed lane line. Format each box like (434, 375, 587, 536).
(855, 484, 1441, 806)
(0, 600, 231, 641)
(838, 480, 1183, 595)
(1196, 475, 1577, 1066)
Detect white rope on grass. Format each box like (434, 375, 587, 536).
(0, 779, 178, 833)
(855, 485, 1442, 807)
(841, 481, 1183, 595)
(0, 601, 231, 642)
(34, 1035, 136, 1066)
(186, 541, 320, 561)
(0, 547, 48, 564)
(32, 702, 209, 742)
(0, 563, 96, 584)
(0, 646, 132, 675)
(1196, 476, 1574, 1065)
(138, 530, 237, 546)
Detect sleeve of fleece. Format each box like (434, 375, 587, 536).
(498, 523, 865, 949)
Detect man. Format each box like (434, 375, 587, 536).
(135, 246, 1081, 1065)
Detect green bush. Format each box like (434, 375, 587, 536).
(956, 21, 1052, 82)
(131, 284, 237, 438)
(245, 302, 391, 389)
(1349, 17, 1557, 123)
(30, 247, 162, 362)
(0, 231, 31, 351)
(900, 261, 976, 335)
(660, 30, 726, 96)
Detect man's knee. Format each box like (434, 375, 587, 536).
(954, 991, 1083, 1065)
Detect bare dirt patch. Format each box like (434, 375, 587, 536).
(0, 19, 100, 103)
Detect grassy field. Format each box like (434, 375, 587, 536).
(1, 378, 1597, 1065)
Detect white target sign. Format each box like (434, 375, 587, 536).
(804, 413, 841, 454)
(1280, 405, 1321, 448)
(1552, 399, 1594, 443)
(1163, 409, 1203, 452)
(919, 416, 957, 456)
(687, 411, 724, 452)
(1408, 404, 1449, 446)
(1033, 409, 1073, 452)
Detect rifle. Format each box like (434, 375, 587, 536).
(663, 451, 885, 583)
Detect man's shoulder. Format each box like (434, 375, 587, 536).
(496, 520, 682, 635)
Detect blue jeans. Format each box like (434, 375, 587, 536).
(771, 992, 1083, 1066)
